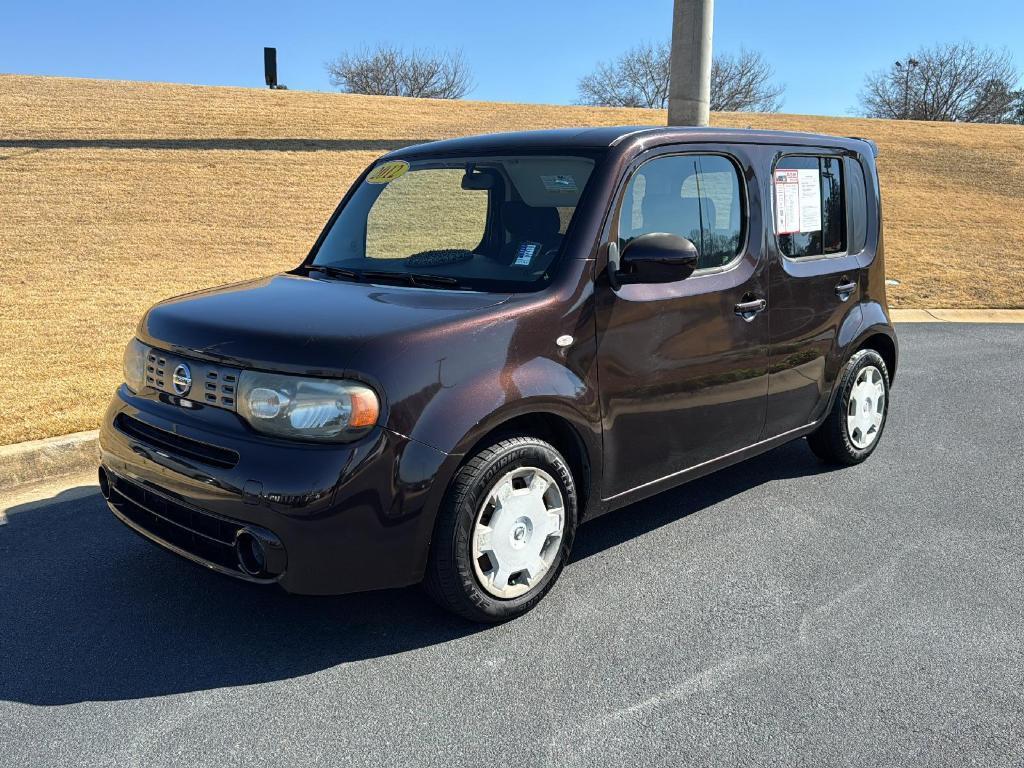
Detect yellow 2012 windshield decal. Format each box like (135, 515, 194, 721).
(366, 160, 410, 184)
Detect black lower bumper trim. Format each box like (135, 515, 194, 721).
(105, 470, 285, 583)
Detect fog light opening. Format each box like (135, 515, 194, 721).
(235, 529, 267, 577)
(98, 467, 111, 500)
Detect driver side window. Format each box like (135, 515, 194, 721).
(618, 154, 744, 271)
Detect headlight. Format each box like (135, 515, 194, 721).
(123, 338, 149, 393)
(237, 371, 379, 442)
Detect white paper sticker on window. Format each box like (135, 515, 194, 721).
(797, 168, 821, 233)
(775, 169, 800, 235)
(775, 167, 822, 235)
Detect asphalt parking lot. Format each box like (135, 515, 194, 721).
(1, 323, 1022, 767)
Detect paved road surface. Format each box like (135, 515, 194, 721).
(2, 323, 1022, 767)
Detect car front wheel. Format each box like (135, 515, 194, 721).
(424, 436, 578, 623)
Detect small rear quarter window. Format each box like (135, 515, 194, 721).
(846, 158, 868, 254)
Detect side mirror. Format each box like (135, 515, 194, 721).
(611, 233, 699, 288)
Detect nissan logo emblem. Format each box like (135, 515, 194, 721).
(172, 363, 192, 396)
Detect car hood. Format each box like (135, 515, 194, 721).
(138, 273, 512, 376)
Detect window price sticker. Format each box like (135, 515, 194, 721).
(774, 168, 821, 234)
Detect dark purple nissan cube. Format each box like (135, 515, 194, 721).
(100, 126, 897, 622)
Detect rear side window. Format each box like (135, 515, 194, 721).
(775, 156, 846, 258)
(618, 154, 744, 271)
(846, 158, 868, 254)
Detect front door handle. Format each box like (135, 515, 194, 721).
(835, 280, 857, 301)
(734, 298, 767, 322)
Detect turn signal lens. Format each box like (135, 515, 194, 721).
(348, 388, 379, 428)
(237, 372, 379, 442)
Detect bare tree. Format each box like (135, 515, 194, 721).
(577, 42, 783, 112)
(858, 42, 1020, 122)
(326, 44, 474, 99)
(577, 41, 672, 109)
(711, 50, 784, 112)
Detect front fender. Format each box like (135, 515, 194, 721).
(376, 265, 601, 576)
(393, 356, 602, 583)
(414, 349, 602, 490)
(429, 355, 599, 455)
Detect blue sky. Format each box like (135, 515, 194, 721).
(2, 0, 1022, 116)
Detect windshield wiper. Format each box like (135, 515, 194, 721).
(305, 264, 363, 281)
(306, 264, 464, 289)
(359, 270, 464, 289)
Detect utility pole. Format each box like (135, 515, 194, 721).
(668, 0, 714, 126)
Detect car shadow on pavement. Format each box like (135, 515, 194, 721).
(0, 441, 833, 706)
(572, 439, 838, 561)
(0, 485, 486, 706)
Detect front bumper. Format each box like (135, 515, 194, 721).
(99, 385, 448, 594)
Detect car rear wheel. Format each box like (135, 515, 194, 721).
(807, 348, 891, 465)
(424, 436, 578, 623)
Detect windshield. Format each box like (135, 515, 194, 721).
(310, 154, 599, 291)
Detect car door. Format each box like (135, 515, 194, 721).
(594, 146, 770, 500)
(765, 150, 864, 437)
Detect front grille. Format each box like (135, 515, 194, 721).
(145, 349, 240, 411)
(108, 474, 252, 575)
(114, 413, 239, 469)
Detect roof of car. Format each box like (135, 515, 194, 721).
(385, 126, 877, 159)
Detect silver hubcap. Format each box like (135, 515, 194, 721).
(471, 466, 565, 599)
(847, 365, 885, 450)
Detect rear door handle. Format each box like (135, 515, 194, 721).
(835, 280, 857, 301)
(734, 298, 767, 321)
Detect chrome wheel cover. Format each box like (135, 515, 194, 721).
(847, 365, 886, 449)
(471, 466, 565, 599)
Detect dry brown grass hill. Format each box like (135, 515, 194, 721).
(1, 74, 1022, 444)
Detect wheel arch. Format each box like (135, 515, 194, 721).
(412, 405, 599, 587)
(452, 408, 597, 519)
(856, 331, 898, 383)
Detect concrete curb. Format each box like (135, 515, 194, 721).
(0, 309, 1021, 494)
(890, 309, 1024, 323)
(0, 430, 98, 494)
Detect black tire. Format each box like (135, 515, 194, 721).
(807, 348, 891, 466)
(424, 436, 578, 623)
